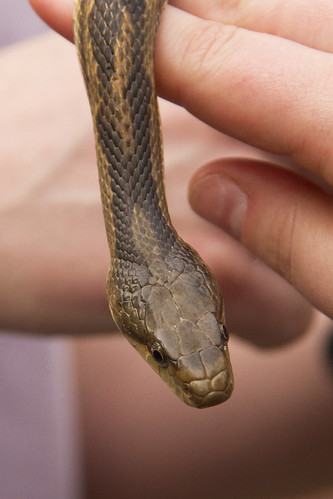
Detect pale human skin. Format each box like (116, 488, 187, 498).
(30, 0, 333, 324)
(1, 0, 331, 496)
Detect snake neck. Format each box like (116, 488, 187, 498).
(75, 0, 170, 264)
(75, 0, 221, 316)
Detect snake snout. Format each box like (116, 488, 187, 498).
(177, 345, 234, 408)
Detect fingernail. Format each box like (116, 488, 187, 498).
(189, 174, 247, 238)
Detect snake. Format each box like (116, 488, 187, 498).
(74, 0, 234, 408)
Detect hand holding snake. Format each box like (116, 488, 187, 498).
(29, 0, 333, 396)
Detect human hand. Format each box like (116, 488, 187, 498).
(0, 34, 112, 333)
(158, 0, 333, 322)
(31, 0, 333, 319)
(23, 0, 314, 341)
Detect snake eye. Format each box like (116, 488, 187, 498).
(150, 342, 167, 366)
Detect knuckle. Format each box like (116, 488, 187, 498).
(180, 20, 239, 84)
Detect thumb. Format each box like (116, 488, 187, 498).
(189, 158, 333, 318)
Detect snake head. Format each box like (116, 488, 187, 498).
(108, 247, 233, 408)
(131, 315, 233, 408)
(124, 271, 234, 408)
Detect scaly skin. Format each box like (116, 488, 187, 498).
(74, 0, 234, 408)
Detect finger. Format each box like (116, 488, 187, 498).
(30, 2, 333, 185)
(156, 6, 333, 185)
(211, 238, 313, 348)
(29, 0, 74, 40)
(170, 0, 333, 52)
(189, 158, 333, 318)
(30, 0, 333, 54)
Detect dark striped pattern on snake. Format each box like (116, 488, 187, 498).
(74, 0, 233, 408)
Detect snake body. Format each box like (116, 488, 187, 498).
(74, 0, 233, 408)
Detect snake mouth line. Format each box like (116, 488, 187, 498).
(182, 379, 234, 409)
(172, 344, 234, 408)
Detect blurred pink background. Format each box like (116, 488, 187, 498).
(0, 2, 81, 497)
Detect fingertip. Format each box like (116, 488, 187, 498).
(190, 158, 333, 318)
(189, 159, 251, 239)
(29, 0, 74, 42)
